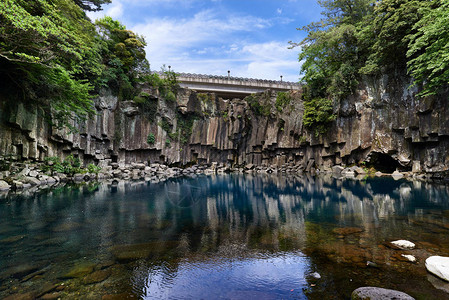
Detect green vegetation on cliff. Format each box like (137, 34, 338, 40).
(293, 0, 449, 131)
(0, 0, 151, 129)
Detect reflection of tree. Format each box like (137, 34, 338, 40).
(2, 175, 449, 298)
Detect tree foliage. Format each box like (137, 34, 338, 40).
(95, 16, 149, 100)
(293, 0, 448, 133)
(0, 0, 99, 127)
(0, 0, 150, 128)
(143, 66, 179, 102)
(407, 0, 449, 96)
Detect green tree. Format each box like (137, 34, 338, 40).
(407, 0, 449, 96)
(290, 0, 373, 133)
(95, 16, 149, 99)
(0, 0, 100, 128)
(360, 0, 430, 75)
(291, 0, 374, 100)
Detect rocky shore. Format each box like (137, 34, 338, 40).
(1, 157, 446, 197)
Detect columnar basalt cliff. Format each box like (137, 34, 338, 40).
(1, 75, 448, 175)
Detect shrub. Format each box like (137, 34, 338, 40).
(145, 68, 179, 103)
(87, 163, 101, 174)
(245, 94, 270, 117)
(41, 157, 63, 174)
(61, 154, 82, 175)
(275, 92, 292, 112)
(303, 97, 336, 136)
(41, 155, 81, 175)
(147, 133, 156, 144)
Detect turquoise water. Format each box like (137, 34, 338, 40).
(1, 174, 449, 299)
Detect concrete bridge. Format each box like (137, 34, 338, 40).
(168, 72, 301, 99)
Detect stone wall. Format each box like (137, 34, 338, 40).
(1, 75, 448, 174)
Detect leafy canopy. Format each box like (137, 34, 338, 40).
(0, 0, 99, 128)
(0, 0, 151, 128)
(95, 16, 149, 100)
(407, 0, 449, 96)
(292, 0, 448, 134)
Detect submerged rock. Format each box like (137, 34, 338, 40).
(426, 256, 449, 282)
(0, 235, 26, 244)
(102, 293, 137, 300)
(366, 261, 379, 268)
(83, 269, 111, 284)
(8, 264, 40, 279)
(60, 263, 95, 279)
(52, 222, 81, 232)
(307, 271, 321, 284)
(110, 243, 153, 262)
(427, 273, 449, 293)
(401, 254, 417, 263)
(333, 227, 364, 236)
(351, 287, 415, 300)
(110, 241, 179, 262)
(3, 292, 35, 300)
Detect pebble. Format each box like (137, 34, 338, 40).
(401, 254, 416, 262)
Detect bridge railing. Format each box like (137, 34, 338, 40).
(154, 71, 301, 90)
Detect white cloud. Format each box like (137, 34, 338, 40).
(86, 0, 123, 21)
(107, 1, 124, 18)
(87, 1, 302, 82)
(277, 8, 282, 14)
(130, 10, 300, 81)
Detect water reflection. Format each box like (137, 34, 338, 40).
(1, 175, 449, 299)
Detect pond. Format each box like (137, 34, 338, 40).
(1, 174, 449, 299)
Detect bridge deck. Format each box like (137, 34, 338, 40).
(162, 72, 301, 99)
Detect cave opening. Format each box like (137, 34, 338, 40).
(367, 152, 400, 173)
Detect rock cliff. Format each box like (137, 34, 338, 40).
(1, 75, 448, 175)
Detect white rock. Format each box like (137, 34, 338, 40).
(401, 254, 416, 262)
(426, 256, 449, 282)
(29, 170, 39, 177)
(310, 272, 321, 280)
(17, 166, 30, 177)
(0, 180, 11, 191)
(23, 176, 41, 186)
(392, 170, 404, 180)
(391, 240, 415, 249)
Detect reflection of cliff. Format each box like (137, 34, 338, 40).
(2, 175, 449, 298)
(4, 174, 449, 255)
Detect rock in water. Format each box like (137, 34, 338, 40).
(310, 272, 321, 280)
(351, 287, 415, 300)
(307, 271, 321, 283)
(59, 263, 95, 279)
(426, 256, 449, 282)
(391, 240, 415, 250)
(392, 170, 404, 179)
(401, 254, 416, 262)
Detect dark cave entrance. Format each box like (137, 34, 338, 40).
(367, 152, 401, 173)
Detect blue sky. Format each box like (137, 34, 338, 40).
(87, 0, 322, 82)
